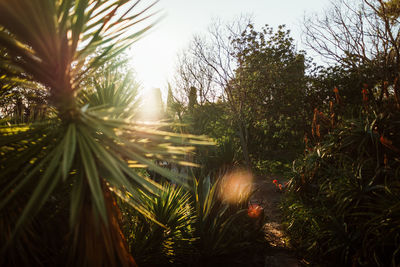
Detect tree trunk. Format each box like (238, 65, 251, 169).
(69, 180, 136, 267)
(237, 119, 251, 168)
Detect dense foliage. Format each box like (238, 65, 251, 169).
(284, 87, 400, 266)
(280, 1, 400, 266)
(169, 1, 400, 266)
(171, 23, 309, 175)
(0, 1, 207, 266)
(122, 176, 266, 266)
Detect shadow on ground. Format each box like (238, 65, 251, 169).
(251, 176, 300, 267)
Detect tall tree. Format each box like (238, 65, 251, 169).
(232, 24, 308, 159)
(174, 19, 309, 167)
(303, 0, 400, 101)
(182, 17, 253, 167)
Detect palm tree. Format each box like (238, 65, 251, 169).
(0, 1, 209, 266)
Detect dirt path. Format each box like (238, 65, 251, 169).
(250, 175, 300, 267)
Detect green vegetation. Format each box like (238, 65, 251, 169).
(284, 96, 400, 266)
(0, 1, 207, 266)
(123, 176, 265, 266)
(172, 21, 309, 175)
(1, 0, 400, 266)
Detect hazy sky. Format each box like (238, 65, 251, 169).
(129, 0, 332, 97)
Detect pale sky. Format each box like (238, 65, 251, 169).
(128, 0, 331, 98)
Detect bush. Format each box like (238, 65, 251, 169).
(254, 159, 291, 176)
(122, 173, 267, 266)
(283, 96, 400, 266)
(122, 183, 194, 266)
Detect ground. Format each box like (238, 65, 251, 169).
(251, 175, 300, 267)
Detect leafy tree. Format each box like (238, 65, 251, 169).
(174, 20, 309, 170)
(231, 24, 308, 160)
(384, 0, 400, 18)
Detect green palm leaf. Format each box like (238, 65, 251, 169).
(0, 0, 210, 265)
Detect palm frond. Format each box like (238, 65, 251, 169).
(0, 2, 211, 266)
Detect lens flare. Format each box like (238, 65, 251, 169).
(219, 169, 253, 204)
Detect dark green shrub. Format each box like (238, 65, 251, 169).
(122, 183, 194, 266)
(123, 174, 267, 266)
(191, 175, 265, 263)
(283, 97, 400, 266)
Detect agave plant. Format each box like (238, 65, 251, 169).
(191, 175, 265, 264)
(0, 0, 209, 266)
(124, 182, 194, 266)
(123, 175, 265, 266)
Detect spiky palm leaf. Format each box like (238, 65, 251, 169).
(192, 176, 258, 259)
(125, 182, 195, 265)
(0, 0, 210, 266)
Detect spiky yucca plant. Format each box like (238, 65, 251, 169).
(191, 175, 266, 264)
(123, 182, 194, 266)
(122, 176, 266, 266)
(0, 1, 209, 266)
